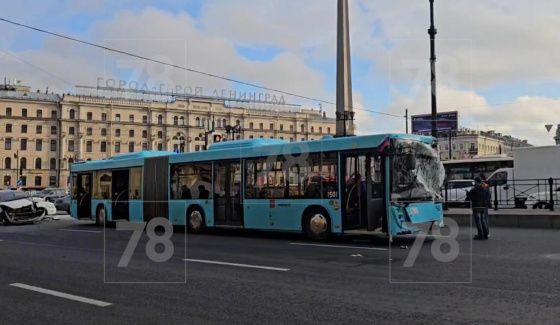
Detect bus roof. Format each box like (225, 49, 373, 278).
(70, 133, 434, 172)
(70, 151, 175, 172)
(442, 156, 513, 165)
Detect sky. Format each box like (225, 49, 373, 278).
(1, 0, 559, 145)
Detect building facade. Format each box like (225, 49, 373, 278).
(437, 128, 530, 161)
(1, 85, 336, 189)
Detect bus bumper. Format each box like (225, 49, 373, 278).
(389, 202, 444, 236)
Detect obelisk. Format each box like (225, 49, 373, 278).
(336, 0, 355, 136)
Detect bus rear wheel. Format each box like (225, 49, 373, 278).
(304, 209, 330, 241)
(187, 207, 205, 234)
(96, 206, 106, 227)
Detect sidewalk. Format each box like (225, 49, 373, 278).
(444, 208, 560, 229)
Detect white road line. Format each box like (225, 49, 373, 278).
(185, 258, 290, 272)
(0, 240, 4, 242)
(59, 229, 101, 234)
(289, 242, 388, 251)
(9, 283, 112, 307)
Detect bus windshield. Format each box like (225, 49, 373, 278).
(391, 140, 445, 201)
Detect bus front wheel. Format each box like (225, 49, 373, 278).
(187, 207, 205, 234)
(304, 209, 330, 241)
(96, 205, 106, 227)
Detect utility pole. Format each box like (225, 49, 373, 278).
(405, 109, 409, 134)
(428, 0, 438, 138)
(336, 0, 355, 137)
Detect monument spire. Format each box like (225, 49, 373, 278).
(336, 0, 355, 136)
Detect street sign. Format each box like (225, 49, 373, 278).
(16, 178, 23, 187)
(545, 124, 553, 132)
(411, 111, 459, 136)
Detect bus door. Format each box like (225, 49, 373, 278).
(77, 173, 92, 219)
(214, 161, 243, 227)
(111, 169, 129, 220)
(342, 154, 385, 230)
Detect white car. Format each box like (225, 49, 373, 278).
(444, 179, 475, 208)
(28, 197, 58, 216)
(0, 191, 45, 225)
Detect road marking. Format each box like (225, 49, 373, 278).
(185, 258, 290, 272)
(9, 283, 112, 307)
(288, 242, 388, 251)
(59, 229, 101, 234)
(0, 240, 4, 242)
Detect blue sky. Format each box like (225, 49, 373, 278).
(1, 0, 559, 145)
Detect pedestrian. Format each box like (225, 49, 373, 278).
(466, 177, 490, 240)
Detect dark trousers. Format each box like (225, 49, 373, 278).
(473, 208, 489, 237)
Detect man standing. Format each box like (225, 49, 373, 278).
(466, 177, 490, 240)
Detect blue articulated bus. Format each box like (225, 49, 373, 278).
(70, 133, 445, 240)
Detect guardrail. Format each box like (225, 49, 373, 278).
(443, 178, 560, 211)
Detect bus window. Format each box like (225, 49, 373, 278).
(170, 163, 212, 200)
(320, 152, 338, 199)
(71, 174, 78, 199)
(130, 168, 142, 199)
(93, 171, 112, 199)
(371, 155, 383, 199)
(245, 158, 286, 199)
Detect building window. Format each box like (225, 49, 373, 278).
(311, 126, 315, 133)
(52, 110, 57, 119)
(201, 118, 206, 128)
(290, 125, 294, 132)
(34, 176, 41, 187)
(35, 158, 42, 170)
(259, 123, 263, 130)
(128, 142, 134, 153)
(101, 113, 107, 121)
(49, 140, 56, 152)
(68, 140, 74, 152)
(5, 138, 12, 150)
(36, 125, 42, 134)
(36, 139, 42, 151)
(327, 127, 331, 134)
(223, 119, 227, 127)
(280, 124, 284, 131)
(142, 143, 148, 151)
(50, 158, 56, 170)
(249, 122, 254, 130)
(6, 107, 12, 117)
(195, 117, 200, 127)
(301, 124, 305, 133)
(142, 115, 148, 124)
(195, 145, 200, 151)
(21, 157, 27, 170)
(129, 130, 134, 138)
(157, 131, 163, 139)
(115, 142, 121, 153)
(4, 157, 11, 169)
(20, 176, 26, 186)
(5, 124, 12, 133)
(87, 112, 92, 121)
(3, 175, 11, 187)
(142, 130, 148, 139)
(69, 109, 75, 119)
(49, 176, 56, 187)
(86, 127, 92, 136)
(22, 108, 28, 117)
(86, 141, 92, 153)
(68, 127, 74, 135)
(249, 135, 254, 139)
(157, 143, 163, 151)
(129, 114, 134, 123)
(20, 139, 27, 151)
(319, 127, 323, 134)
(115, 129, 121, 137)
(100, 141, 107, 153)
(101, 128, 107, 136)
(173, 116, 178, 126)
(270, 123, 274, 131)
(158, 115, 163, 125)
(37, 110, 42, 118)
(179, 116, 185, 126)
(236, 120, 240, 126)
(115, 114, 121, 122)
(51, 126, 57, 135)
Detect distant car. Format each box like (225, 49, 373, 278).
(54, 195, 70, 213)
(0, 191, 45, 225)
(444, 179, 475, 208)
(35, 188, 67, 202)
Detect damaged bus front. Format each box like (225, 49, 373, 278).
(386, 137, 445, 236)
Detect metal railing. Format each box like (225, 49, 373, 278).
(443, 178, 560, 211)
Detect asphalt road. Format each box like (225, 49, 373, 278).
(0, 217, 558, 325)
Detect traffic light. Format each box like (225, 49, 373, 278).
(213, 134, 222, 143)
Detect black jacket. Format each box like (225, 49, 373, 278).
(466, 184, 491, 209)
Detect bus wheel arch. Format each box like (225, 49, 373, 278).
(302, 206, 331, 241)
(186, 205, 206, 234)
(95, 204, 106, 226)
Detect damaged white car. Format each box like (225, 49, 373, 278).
(0, 191, 46, 225)
(27, 196, 58, 216)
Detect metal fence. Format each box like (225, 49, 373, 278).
(443, 178, 560, 211)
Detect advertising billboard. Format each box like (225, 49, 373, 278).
(411, 111, 459, 135)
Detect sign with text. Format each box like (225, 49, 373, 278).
(411, 111, 459, 136)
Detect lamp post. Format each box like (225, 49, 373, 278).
(428, 0, 438, 138)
